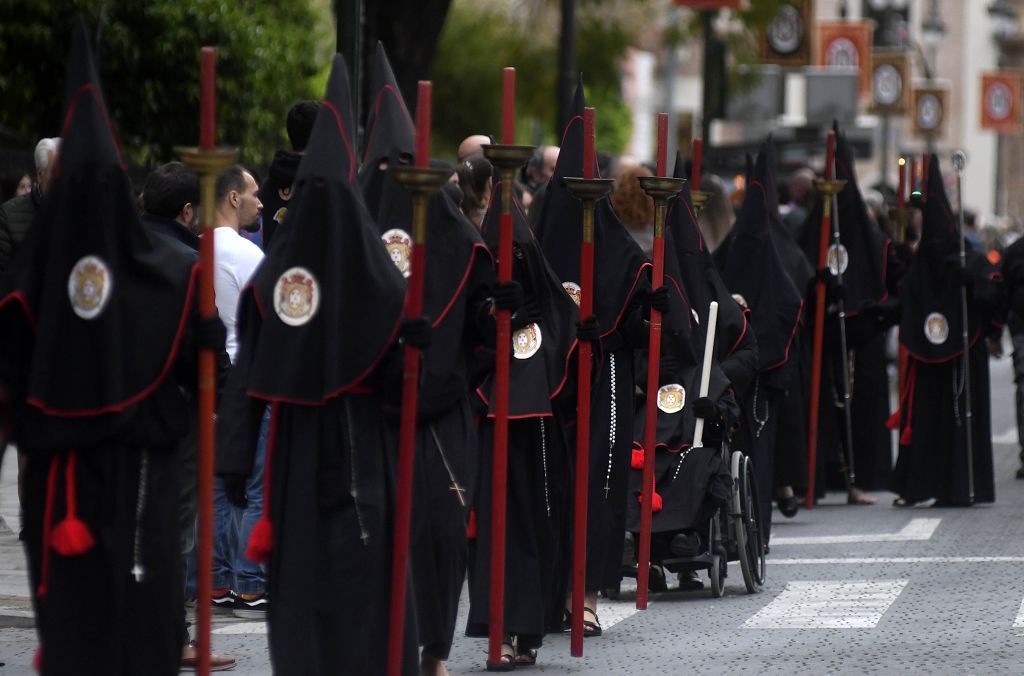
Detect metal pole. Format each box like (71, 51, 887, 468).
(952, 149, 975, 504)
(700, 11, 714, 144)
(830, 158, 857, 489)
(880, 115, 891, 191)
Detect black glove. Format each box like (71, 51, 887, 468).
(399, 316, 433, 350)
(221, 474, 248, 509)
(691, 396, 719, 422)
(645, 286, 670, 316)
(816, 268, 845, 302)
(511, 299, 542, 331)
(576, 314, 601, 343)
(196, 314, 227, 351)
(492, 281, 525, 313)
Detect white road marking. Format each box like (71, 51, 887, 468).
(992, 427, 1018, 445)
(213, 622, 267, 635)
(743, 580, 907, 629)
(1014, 598, 1024, 628)
(771, 556, 1024, 564)
(771, 518, 941, 546)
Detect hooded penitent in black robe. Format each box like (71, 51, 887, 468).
(259, 150, 301, 252)
(0, 24, 202, 675)
(623, 155, 748, 554)
(715, 147, 805, 539)
(890, 157, 1004, 505)
(534, 80, 651, 593)
(467, 182, 579, 649)
(359, 43, 494, 661)
(798, 124, 893, 493)
(214, 56, 418, 673)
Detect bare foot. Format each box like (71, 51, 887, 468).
(848, 487, 879, 505)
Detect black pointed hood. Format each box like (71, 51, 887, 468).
(242, 54, 406, 403)
(799, 122, 889, 313)
(899, 155, 987, 363)
(717, 151, 803, 372)
(0, 19, 196, 429)
(477, 181, 579, 417)
(359, 42, 415, 217)
(664, 153, 749, 362)
(535, 78, 649, 334)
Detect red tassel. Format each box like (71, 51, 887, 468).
(245, 404, 279, 565)
(245, 516, 273, 564)
(466, 508, 478, 539)
(630, 446, 645, 470)
(51, 516, 95, 557)
(636, 490, 663, 513)
(33, 644, 42, 673)
(51, 450, 94, 557)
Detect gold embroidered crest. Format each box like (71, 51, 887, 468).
(512, 323, 542, 359)
(67, 255, 112, 320)
(274, 267, 320, 327)
(381, 228, 413, 278)
(657, 384, 685, 414)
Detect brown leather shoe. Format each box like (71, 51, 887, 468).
(180, 641, 237, 672)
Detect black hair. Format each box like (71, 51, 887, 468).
(287, 100, 321, 152)
(215, 164, 248, 204)
(142, 161, 199, 219)
(456, 155, 493, 218)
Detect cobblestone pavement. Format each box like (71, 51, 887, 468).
(1, 352, 1023, 674)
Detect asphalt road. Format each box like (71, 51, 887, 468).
(0, 349, 1022, 674)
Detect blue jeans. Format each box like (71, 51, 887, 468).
(212, 406, 270, 594)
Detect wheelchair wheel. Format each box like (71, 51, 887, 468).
(737, 454, 766, 592)
(709, 516, 726, 598)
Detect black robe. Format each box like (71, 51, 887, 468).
(891, 156, 1005, 505)
(0, 24, 199, 674)
(467, 184, 578, 645)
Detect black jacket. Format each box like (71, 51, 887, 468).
(0, 184, 43, 274)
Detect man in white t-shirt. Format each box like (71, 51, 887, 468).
(210, 165, 271, 619)
(213, 166, 264, 361)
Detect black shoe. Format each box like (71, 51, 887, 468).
(677, 570, 703, 591)
(669, 531, 701, 558)
(1016, 466, 1024, 480)
(211, 589, 237, 614)
(232, 592, 268, 619)
(777, 495, 799, 518)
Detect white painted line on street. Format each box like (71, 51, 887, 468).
(772, 518, 941, 546)
(743, 580, 907, 629)
(1013, 598, 1024, 628)
(992, 427, 1018, 445)
(771, 556, 1024, 564)
(601, 601, 641, 631)
(213, 622, 267, 635)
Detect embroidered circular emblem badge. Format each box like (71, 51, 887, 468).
(924, 312, 949, 345)
(827, 243, 849, 276)
(274, 267, 320, 326)
(657, 384, 686, 414)
(562, 281, 581, 307)
(278, 186, 292, 202)
(68, 255, 113, 320)
(512, 322, 542, 360)
(382, 228, 413, 278)
(273, 207, 287, 225)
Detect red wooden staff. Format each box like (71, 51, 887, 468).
(486, 67, 519, 670)
(386, 81, 434, 676)
(805, 131, 837, 509)
(692, 136, 703, 190)
(636, 114, 669, 610)
(569, 107, 598, 658)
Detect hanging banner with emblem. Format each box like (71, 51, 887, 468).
(911, 84, 948, 139)
(868, 50, 910, 115)
(980, 71, 1023, 134)
(817, 20, 874, 97)
(760, 0, 813, 67)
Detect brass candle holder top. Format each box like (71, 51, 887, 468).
(391, 165, 452, 193)
(813, 178, 847, 196)
(176, 146, 240, 176)
(637, 176, 686, 203)
(481, 144, 535, 171)
(563, 177, 615, 203)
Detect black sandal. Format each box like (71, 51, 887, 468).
(485, 638, 516, 672)
(515, 647, 537, 667)
(582, 607, 603, 637)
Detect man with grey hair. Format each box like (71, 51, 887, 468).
(0, 137, 61, 273)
